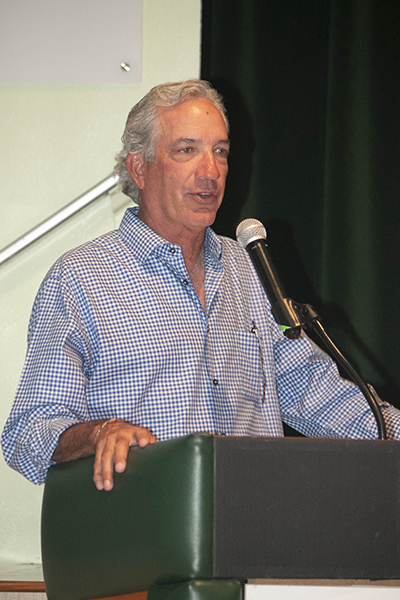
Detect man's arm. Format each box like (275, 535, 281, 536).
(275, 332, 400, 439)
(52, 420, 157, 491)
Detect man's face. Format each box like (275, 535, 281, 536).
(129, 98, 230, 242)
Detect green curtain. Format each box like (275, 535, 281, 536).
(201, 0, 400, 408)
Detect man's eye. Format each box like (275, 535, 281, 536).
(215, 148, 229, 158)
(179, 147, 194, 153)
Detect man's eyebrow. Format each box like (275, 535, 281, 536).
(172, 138, 197, 146)
(171, 137, 230, 146)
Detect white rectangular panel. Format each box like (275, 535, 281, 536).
(0, 0, 142, 83)
(245, 584, 400, 599)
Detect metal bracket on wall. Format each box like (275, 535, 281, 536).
(0, 174, 118, 265)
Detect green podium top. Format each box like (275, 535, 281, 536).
(42, 434, 214, 600)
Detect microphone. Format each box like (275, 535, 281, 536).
(236, 218, 302, 332)
(236, 219, 388, 438)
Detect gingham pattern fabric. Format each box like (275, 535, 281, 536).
(2, 207, 400, 484)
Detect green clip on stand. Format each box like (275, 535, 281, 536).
(41, 433, 242, 600)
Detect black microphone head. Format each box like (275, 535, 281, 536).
(236, 218, 267, 248)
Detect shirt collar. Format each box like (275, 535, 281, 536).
(118, 206, 223, 264)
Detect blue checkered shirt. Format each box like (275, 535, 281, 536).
(2, 207, 400, 484)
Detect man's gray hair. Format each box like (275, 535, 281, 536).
(114, 79, 229, 202)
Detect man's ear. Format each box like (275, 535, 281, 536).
(126, 153, 146, 189)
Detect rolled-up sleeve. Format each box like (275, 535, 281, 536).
(1, 264, 92, 484)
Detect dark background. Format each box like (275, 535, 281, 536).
(201, 0, 400, 411)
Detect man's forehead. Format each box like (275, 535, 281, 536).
(159, 96, 216, 114)
(156, 98, 228, 140)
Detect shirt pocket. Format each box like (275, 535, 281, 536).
(234, 330, 264, 403)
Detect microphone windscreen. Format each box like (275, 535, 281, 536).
(236, 218, 267, 248)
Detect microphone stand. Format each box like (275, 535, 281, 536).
(275, 299, 387, 440)
(240, 230, 387, 440)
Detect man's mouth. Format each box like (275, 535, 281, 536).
(192, 191, 217, 201)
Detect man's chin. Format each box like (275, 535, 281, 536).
(192, 204, 221, 226)
(192, 211, 217, 229)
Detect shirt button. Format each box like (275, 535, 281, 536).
(169, 247, 176, 254)
(213, 378, 218, 385)
(183, 280, 189, 286)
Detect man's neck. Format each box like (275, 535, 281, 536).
(137, 208, 206, 265)
(172, 236, 206, 311)
(185, 243, 206, 311)
(136, 208, 207, 310)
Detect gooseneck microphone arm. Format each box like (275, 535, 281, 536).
(236, 218, 387, 440)
(297, 304, 387, 440)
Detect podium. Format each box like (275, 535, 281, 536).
(41, 434, 400, 600)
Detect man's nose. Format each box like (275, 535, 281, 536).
(196, 150, 220, 180)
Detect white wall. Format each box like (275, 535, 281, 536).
(0, 0, 202, 565)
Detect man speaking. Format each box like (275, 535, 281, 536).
(3, 80, 400, 492)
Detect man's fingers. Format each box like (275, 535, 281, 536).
(132, 428, 157, 448)
(100, 441, 120, 491)
(114, 436, 130, 474)
(93, 440, 107, 490)
(93, 438, 117, 491)
(114, 428, 155, 472)
(93, 423, 157, 491)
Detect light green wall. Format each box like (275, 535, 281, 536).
(0, 0, 202, 565)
